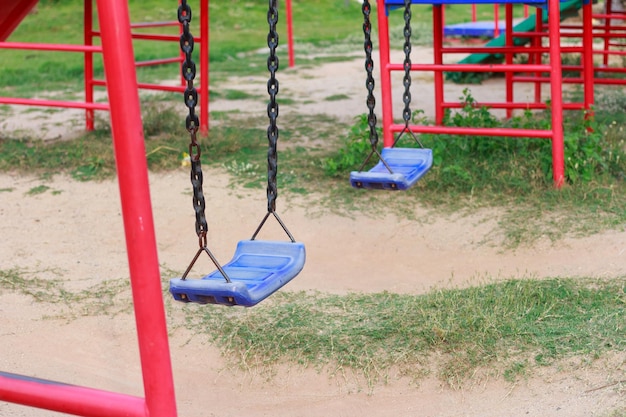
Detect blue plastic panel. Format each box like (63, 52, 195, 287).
(350, 147, 433, 191)
(444, 20, 509, 37)
(170, 240, 305, 307)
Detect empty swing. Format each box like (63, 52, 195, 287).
(350, 0, 432, 191)
(169, 0, 305, 307)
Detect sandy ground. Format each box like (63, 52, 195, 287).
(1, 48, 625, 416)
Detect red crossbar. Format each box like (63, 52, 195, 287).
(0, 372, 146, 417)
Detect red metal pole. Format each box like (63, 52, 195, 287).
(376, 0, 394, 147)
(547, 0, 565, 187)
(603, 0, 612, 66)
(200, 0, 209, 134)
(433, 5, 444, 126)
(533, 8, 542, 104)
(494, 4, 500, 37)
(84, 0, 94, 131)
(286, 0, 295, 67)
(95, 2, 178, 417)
(582, 1, 594, 117)
(505, 3, 513, 119)
(0, 372, 146, 417)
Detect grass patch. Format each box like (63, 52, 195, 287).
(26, 184, 50, 195)
(324, 94, 351, 101)
(0, 268, 131, 317)
(180, 277, 626, 387)
(2, 266, 623, 388)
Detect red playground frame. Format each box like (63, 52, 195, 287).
(376, 0, 598, 188)
(0, 1, 178, 416)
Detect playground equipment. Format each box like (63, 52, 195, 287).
(169, 0, 305, 306)
(351, 0, 433, 191)
(443, 4, 529, 37)
(0, 0, 296, 134)
(0, 0, 207, 132)
(0, 0, 177, 416)
(377, 0, 597, 187)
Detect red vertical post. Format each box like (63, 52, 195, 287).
(376, 0, 394, 147)
(286, 0, 295, 67)
(547, 0, 565, 187)
(582, 0, 594, 117)
(471, 4, 477, 22)
(84, 0, 94, 131)
(603, 0, 612, 67)
(533, 8, 542, 104)
(200, 0, 209, 134)
(505, 3, 513, 119)
(179, 0, 185, 87)
(95, 2, 178, 417)
(433, 4, 444, 126)
(494, 4, 500, 37)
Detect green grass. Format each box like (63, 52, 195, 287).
(5, 265, 622, 388)
(183, 277, 625, 387)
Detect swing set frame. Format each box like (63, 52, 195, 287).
(0, 1, 177, 416)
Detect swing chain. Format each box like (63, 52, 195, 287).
(178, 0, 208, 244)
(393, 0, 425, 149)
(362, 0, 378, 151)
(266, 0, 280, 214)
(402, 0, 413, 126)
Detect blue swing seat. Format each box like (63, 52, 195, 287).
(350, 147, 433, 191)
(169, 240, 305, 307)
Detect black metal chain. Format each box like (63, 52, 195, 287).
(250, 0, 296, 243)
(266, 0, 280, 214)
(178, 0, 208, 245)
(357, 0, 393, 174)
(401, 0, 412, 127)
(178, 1, 231, 282)
(394, 0, 424, 148)
(362, 0, 378, 152)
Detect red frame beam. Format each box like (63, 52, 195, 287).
(0, 372, 146, 417)
(96, 0, 178, 415)
(0, 1, 178, 416)
(375, 0, 566, 187)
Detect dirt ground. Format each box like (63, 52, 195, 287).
(1, 47, 625, 416)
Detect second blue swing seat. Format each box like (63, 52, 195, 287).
(170, 240, 305, 307)
(350, 147, 433, 190)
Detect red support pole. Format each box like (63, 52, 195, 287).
(603, 0, 612, 67)
(84, 0, 95, 131)
(433, 5, 444, 126)
(533, 8, 542, 104)
(200, 0, 209, 135)
(376, 0, 394, 147)
(95, 2, 178, 417)
(546, 0, 565, 187)
(0, 372, 146, 417)
(582, 1, 594, 117)
(286, 0, 295, 67)
(494, 4, 500, 37)
(505, 3, 513, 119)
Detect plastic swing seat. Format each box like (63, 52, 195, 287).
(350, 147, 433, 190)
(169, 240, 305, 307)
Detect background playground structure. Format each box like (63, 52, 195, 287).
(1, 1, 626, 416)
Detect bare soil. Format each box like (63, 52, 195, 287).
(0, 48, 624, 416)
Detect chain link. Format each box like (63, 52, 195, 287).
(402, 0, 413, 125)
(362, 0, 378, 151)
(266, 0, 279, 213)
(178, 0, 208, 244)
